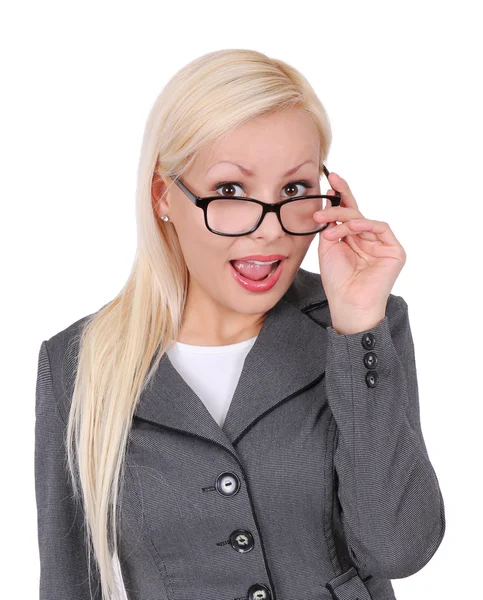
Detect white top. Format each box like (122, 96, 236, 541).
(166, 335, 259, 428)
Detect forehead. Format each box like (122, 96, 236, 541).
(195, 108, 320, 176)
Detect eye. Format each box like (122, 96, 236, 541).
(212, 179, 316, 198)
(282, 180, 315, 198)
(213, 182, 244, 197)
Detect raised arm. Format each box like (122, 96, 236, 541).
(325, 294, 445, 579)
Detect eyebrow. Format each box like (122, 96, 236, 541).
(206, 159, 317, 177)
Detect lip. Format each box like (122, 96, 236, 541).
(229, 257, 286, 293)
(230, 254, 287, 261)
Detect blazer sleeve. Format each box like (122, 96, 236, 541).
(35, 340, 102, 600)
(324, 294, 446, 579)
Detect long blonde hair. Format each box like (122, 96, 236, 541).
(66, 48, 333, 600)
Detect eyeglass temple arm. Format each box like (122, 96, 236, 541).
(322, 164, 342, 198)
(171, 176, 197, 203)
(322, 164, 342, 208)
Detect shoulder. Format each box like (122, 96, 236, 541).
(40, 308, 100, 422)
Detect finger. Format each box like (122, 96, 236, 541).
(327, 172, 359, 210)
(322, 221, 338, 234)
(314, 205, 363, 222)
(348, 219, 402, 248)
(323, 219, 378, 241)
(324, 218, 402, 248)
(318, 221, 340, 245)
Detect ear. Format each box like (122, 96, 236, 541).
(151, 171, 169, 217)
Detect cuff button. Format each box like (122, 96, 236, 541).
(361, 332, 376, 350)
(363, 351, 378, 369)
(365, 370, 379, 388)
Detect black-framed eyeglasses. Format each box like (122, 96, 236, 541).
(168, 164, 341, 237)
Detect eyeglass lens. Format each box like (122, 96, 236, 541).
(207, 195, 330, 235)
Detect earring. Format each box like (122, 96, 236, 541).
(161, 215, 169, 222)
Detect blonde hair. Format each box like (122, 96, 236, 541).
(66, 48, 333, 600)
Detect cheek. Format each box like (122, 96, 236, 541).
(177, 225, 232, 276)
(293, 234, 315, 257)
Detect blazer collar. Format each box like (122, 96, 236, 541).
(133, 268, 329, 458)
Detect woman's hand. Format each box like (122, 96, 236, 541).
(314, 172, 407, 335)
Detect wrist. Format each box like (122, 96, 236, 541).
(330, 310, 386, 336)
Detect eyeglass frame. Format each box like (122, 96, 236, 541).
(167, 164, 342, 237)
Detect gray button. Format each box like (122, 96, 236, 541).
(363, 351, 378, 369)
(248, 583, 272, 600)
(366, 370, 379, 388)
(361, 332, 376, 350)
(229, 529, 254, 553)
(215, 472, 241, 497)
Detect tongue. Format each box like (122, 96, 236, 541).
(231, 260, 274, 281)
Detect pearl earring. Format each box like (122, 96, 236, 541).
(161, 215, 169, 222)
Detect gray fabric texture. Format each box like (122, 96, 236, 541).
(34, 267, 445, 600)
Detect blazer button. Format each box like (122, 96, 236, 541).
(361, 332, 376, 350)
(215, 472, 241, 497)
(248, 583, 272, 599)
(366, 370, 379, 388)
(363, 351, 378, 369)
(229, 529, 255, 553)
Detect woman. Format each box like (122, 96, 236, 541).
(34, 49, 445, 600)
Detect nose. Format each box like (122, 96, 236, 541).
(252, 206, 285, 238)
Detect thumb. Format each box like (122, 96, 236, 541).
(319, 221, 339, 248)
(323, 221, 338, 236)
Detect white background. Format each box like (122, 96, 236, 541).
(2, 1, 481, 598)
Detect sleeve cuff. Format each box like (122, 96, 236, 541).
(326, 315, 395, 383)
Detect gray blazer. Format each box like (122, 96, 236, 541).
(35, 267, 445, 600)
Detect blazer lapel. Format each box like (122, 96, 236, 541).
(133, 269, 329, 457)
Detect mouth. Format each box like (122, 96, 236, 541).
(228, 256, 286, 292)
(229, 258, 283, 281)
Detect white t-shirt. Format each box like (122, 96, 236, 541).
(166, 335, 258, 428)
